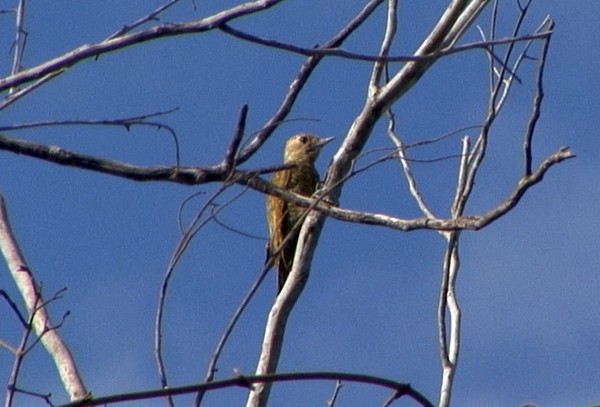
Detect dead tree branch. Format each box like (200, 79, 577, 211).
(0, 195, 88, 402)
(58, 371, 433, 407)
(0, 0, 286, 92)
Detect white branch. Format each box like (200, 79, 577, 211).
(0, 195, 88, 402)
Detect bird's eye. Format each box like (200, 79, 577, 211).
(299, 135, 308, 144)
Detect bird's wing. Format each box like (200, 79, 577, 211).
(266, 169, 291, 263)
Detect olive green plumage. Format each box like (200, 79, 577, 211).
(266, 133, 333, 292)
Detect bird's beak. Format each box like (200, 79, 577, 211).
(316, 137, 335, 148)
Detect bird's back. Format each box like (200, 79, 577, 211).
(267, 164, 319, 292)
(266, 133, 333, 292)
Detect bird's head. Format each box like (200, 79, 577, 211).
(283, 133, 334, 164)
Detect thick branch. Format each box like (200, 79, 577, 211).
(0, 195, 88, 402)
(243, 147, 573, 232)
(0, 131, 573, 232)
(0, 0, 286, 92)
(0, 133, 212, 183)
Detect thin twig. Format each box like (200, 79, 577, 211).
(5, 291, 39, 407)
(194, 261, 272, 406)
(155, 183, 240, 406)
(0, 109, 179, 132)
(327, 380, 343, 407)
(59, 371, 433, 407)
(0, 70, 64, 111)
(219, 23, 550, 65)
(488, 0, 500, 91)
(386, 109, 435, 219)
(108, 0, 183, 40)
(223, 104, 248, 172)
(236, 0, 386, 165)
(177, 191, 208, 233)
(9, 0, 27, 82)
(451, 137, 472, 217)
(6, 385, 52, 406)
(0, 290, 27, 327)
(210, 209, 266, 240)
(524, 18, 553, 176)
(0, 108, 181, 165)
(490, 0, 534, 111)
(368, 0, 398, 96)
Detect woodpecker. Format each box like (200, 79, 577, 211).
(266, 133, 334, 292)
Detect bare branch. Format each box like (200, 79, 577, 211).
(210, 209, 266, 240)
(155, 183, 239, 405)
(195, 261, 272, 406)
(224, 104, 248, 171)
(5, 288, 69, 406)
(236, 0, 386, 165)
(437, 232, 461, 407)
(524, 18, 554, 176)
(197, 169, 330, 407)
(58, 371, 433, 407)
(0, 108, 179, 132)
(238, 146, 573, 234)
(0, 132, 204, 183)
(460, 10, 556, 217)
(0, 195, 88, 402)
(0, 125, 572, 235)
(108, 0, 183, 39)
(219, 22, 549, 65)
(323, 1, 490, 208)
(0, 70, 64, 111)
(5, 296, 37, 407)
(435, 10, 558, 403)
(245, 196, 333, 406)
(0, 0, 287, 92)
(490, 0, 535, 111)
(369, 0, 398, 95)
(451, 137, 472, 217)
(0, 108, 182, 164)
(0, 290, 28, 327)
(327, 380, 343, 407)
(9, 0, 27, 81)
(0, 2, 572, 407)
(386, 109, 436, 219)
(6, 385, 52, 406)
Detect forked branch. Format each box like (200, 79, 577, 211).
(0, 195, 88, 402)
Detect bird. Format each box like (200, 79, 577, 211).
(266, 133, 334, 293)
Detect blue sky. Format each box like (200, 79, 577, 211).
(0, 1, 598, 406)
